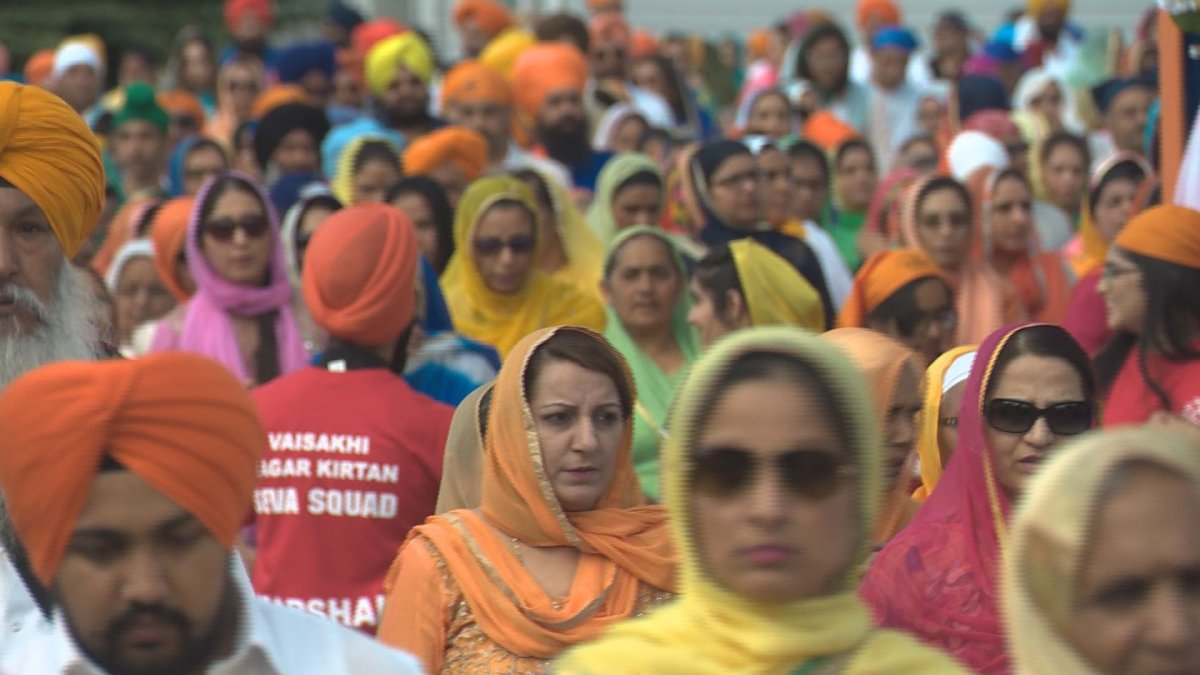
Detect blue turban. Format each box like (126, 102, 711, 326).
(276, 42, 337, 84)
(871, 26, 918, 53)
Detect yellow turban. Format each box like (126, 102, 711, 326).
(1027, 0, 1071, 16)
(365, 33, 435, 98)
(479, 28, 535, 81)
(0, 82, 105, 258)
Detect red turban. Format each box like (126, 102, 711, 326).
(0, 353, 264, 588)
(352, 18, 408, 57)
(512, 43, 588, 120)
(403, 127, 489, 181)
(225, 0, 275, 32)
(453, 0, 515, 39)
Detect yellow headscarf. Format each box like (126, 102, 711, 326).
(440, 176, 606, 357)
(557, 327, 967, 674)
(331, 134, 402, 206)
(479, 28, 535, 81)
(913, 345, 978, 502)
(527, 168, 605, 299)
(1003, 427, 1200, 674)
(730, 239, 825, 332)
(365, 32, 435, 98)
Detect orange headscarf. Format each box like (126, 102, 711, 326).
(512, 43, 589, 121)
(453, 0, 514, 38)
(441, 60, 513, 107)
(856, 0, 901, 30)
(402, 127, 489, 181)
(837, 249, 945, 328)
(802, 111, 859, 151)
(22, 50, 55, 88)
(251, 84, 308, 119)
(1115, 204, 1200, 268)
(0, 353, 263, 588)
(0, 82, 105, 259)
(302, 204, 419, 346)
(381, 326, 674, 663)
(91, 197, 157, 276)
(589, 14, 632, 49)
(630, 30, 660, 60)
(149, 197, 196, 302)
(158, 89, 207, 130)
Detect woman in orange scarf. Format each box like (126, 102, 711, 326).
(377, 327, 676, 672)
(966, 166, 1074, 324)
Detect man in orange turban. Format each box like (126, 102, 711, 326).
(441, 60, 513, 167)
(403, 127, 489, 206)
(0, 353, 424, 672)
(454, 0, 515, 58)
(253, 204, 453, 635)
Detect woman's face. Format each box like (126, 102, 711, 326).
(758, 149, 793, 225)
(530, 359, 624, 513)
(893, 277, 955, 365)
(708, 153, 763, 228)
(201, 187, 273, 286)
(352, 159, 401, 206)
(613, 116, 649, 154)
(1030, 81, 1065, 130)
(984, 353, 1089, 499)
(1062, 464, 1200, 675)
(806, 36, 848, 90)
(792, 156, 828, 221)
(391, 192, 441, 268)
(182, 40, 215, 92)
(1097, 247, 1147, 335)
(603, 235, 683, 336)
(918, 97, 944, 137)
(835, 147, 877, 212)
(472, 203, 537, 295)
(916, 187, 972, 270)
(937, 381, 966, 469)
(990, 176, 1034, 256)
(297, 204, 336, 266)
(747, 94, 792, 140)
(687, 277, 744, 348)
(113, 257, 174, 344)
(884, 363, 923, 488)
(691, 375, 859, 603)
(610, 182, 663, 230)
(631, 60, 669, 103)
(1094, 177, 1140, 243)
(1043, 143, 1087, 214)
(222, 63, 260, 119)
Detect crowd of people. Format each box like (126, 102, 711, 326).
(1, 0, 1199, 672)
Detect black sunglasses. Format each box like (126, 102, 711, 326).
(204, 214, 269, 242)
(985, 399, 1094, 436)
(473, 235, 535, 257)
(690, 447, 856, 500)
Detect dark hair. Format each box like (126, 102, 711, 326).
(614, 169, 663, 197)
(693, 243, 745, 320)
(1039, 131, 1090, 170)
(866, 276, 950, 338)
(834, 139, 876, 172)
(787, 140, 831, 183)
(353, 140, 401, 174)
(986, 324, 1098, 404)
(796, 22, 851, 93)
(293, 195, 342, 258)
(512, 168, 554, 213)
(1088, 159, 1148, 219)
(915, 176, 972, 218)
(635, 54, 688, 121)
(199, 173, 265, 227)
(478, 386, 495, 439)
(234, 120, 256, 151)
(185, 137, 231, 166)
(1095, 252, 1200, 409)
(523, 329, 634, 419)
(133, 199, 166, 238)
(535, 13, 590, 53)
(603, 230, 677, 279)
(386, 175, 456, 273)
(638, 127, 677, 155)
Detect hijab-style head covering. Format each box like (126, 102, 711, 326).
(149, 196, 197, 302)
(0, 82, 105, 258)
(332, 134, 402, 206)
(861, 323, 1095, 674)
(1003, 427, 1200, 675)
(0, 352, 263, 588)
(512, 43, 588, 121)
(837, 249, 944, 328)
(252, 102, 330, 172)
(1114, 204, 1200, 268)
(1068, 152, 1153, 278)
(434, 382, 493, 514)
(387, 326, 674, 660)
(912, 345, 977, 502)
(522, 168, 606, 296)
(103, 239, 156, 296)
(947, 130, 1010, 181)
(90, 197, 160, 277)
(592, 104, 647, 152)
(441, 59, 513, 108)
(729, 239, 825, 331)
(602, 227, 699, 501)
(453, 0, 514, 39)
(365, 32, 435, 97)
(586, 153, 663, 244)
(279, 186, 340, 289)
(402, 127, 488, 182)
(1013, 68, 1064, 116)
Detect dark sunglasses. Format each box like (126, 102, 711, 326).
(473, 235, 535, 257)
(986, 399, 1094, 436)
(690, 447, 856, 500)
(204, 214, 269, 242)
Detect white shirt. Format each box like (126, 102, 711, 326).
(0, 545, 54, 668)
(4, 555, 423, 675)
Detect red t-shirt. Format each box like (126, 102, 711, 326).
(1104, 346, 1200, 427)
(251, 366, 453, 633)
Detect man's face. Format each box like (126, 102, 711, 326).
(57, 64, 101, 113)
(1107, 86, 1154, 156)
(872, 47, 909, 90)
(592, 41, 628, 80)
(56, 471, 233, 675)
(0, 188, 65, 337)
(113, 121, 167, 184)
(539, 88, 586, 132)
(446, 100, 511, 159)
(1037, 7, 1066, 42)
(379, 67, 430, 124)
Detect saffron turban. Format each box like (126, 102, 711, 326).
(0, 82, 105, 258)
(453, 0, 515, 39)
(225, 0, 275, 32)
(479, 28, 536, 81)
(351, 18, 407, 58)
(0, 353, 264, 588)
(365, 33, 435, 98)
(157, 90, 206, 132)
(857, 0, 902, 29)
(402, 127, 488, 181)
(1027, 0, 1071, 16)
(302, 203, 419, 345)
(802, 111, 859, 151)
(837, 249, 945, 328)
(251, 84, 309, 120)
(149, 196, 196, 302)
(1115, 205, 1200, 269)
(22, 49, 54, 87)
(512, 43, 588, 120)
(442, 60, 512, 107)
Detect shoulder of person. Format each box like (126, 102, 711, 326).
(251, 597, 424, 673)
(848, 629, 971, 673)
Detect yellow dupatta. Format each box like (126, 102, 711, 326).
(536, 168, 605, 299)
(729, 239, 825, 331)
(330, 134, 402, 206)
(912, 346, 978, 502)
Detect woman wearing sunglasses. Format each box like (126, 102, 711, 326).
(150, 171, 312, 387)
(378, 327, 675, 672)
(439, 176, 604, 358)
(861, 323, 1098, 674)
(1096, 205, 1200, 428)
(558, 327, 964, 674)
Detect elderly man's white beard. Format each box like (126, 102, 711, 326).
(0, 262, 101, 389)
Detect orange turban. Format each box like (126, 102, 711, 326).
(352, 18, 407, 57)
(837, 249, 945, 328)
(857, 0, 901, 30)
(150, 196, 196, 302)
(1115, 205, 1200, 269)
(0, 353, 263, 588)
(630, 30, 660, 60)
(302, 204, 419, 345)
(747, 29, 771, 61)
(589, 14, 632, 48)
(402, 127, 489, 181)
(158, 89, 206, 130)
(587, 0, 623, 11)
(802, 111, 859, 151)
(512, 43, 588, 120)
(479, 28, 536, 81)
(453, 0, 514, 39)
(22, 50, 55, 87)
(0, 82, 104, 259)
(225, 0, 275, 32)
(251, 84, 308, 119)
(442, 60, 513, 107)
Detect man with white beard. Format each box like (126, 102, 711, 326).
(0, 80, 106, 662)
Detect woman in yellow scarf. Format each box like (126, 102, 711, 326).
(439, 176, 605, 357)
(1003, 427, 1200, 674)
(557, 327, 966, 674)
(514, 167, 605, 299)
(912, 346, 977, 502)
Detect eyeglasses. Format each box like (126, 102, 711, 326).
(986, 399, 1094, 436)
(689, 447, 856, 500)
(473, 235, 535, 257)
(204, 214, 269, 242)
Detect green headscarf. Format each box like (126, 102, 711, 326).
(586, 153, 663, 245)
(602, 226, 700, 501)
